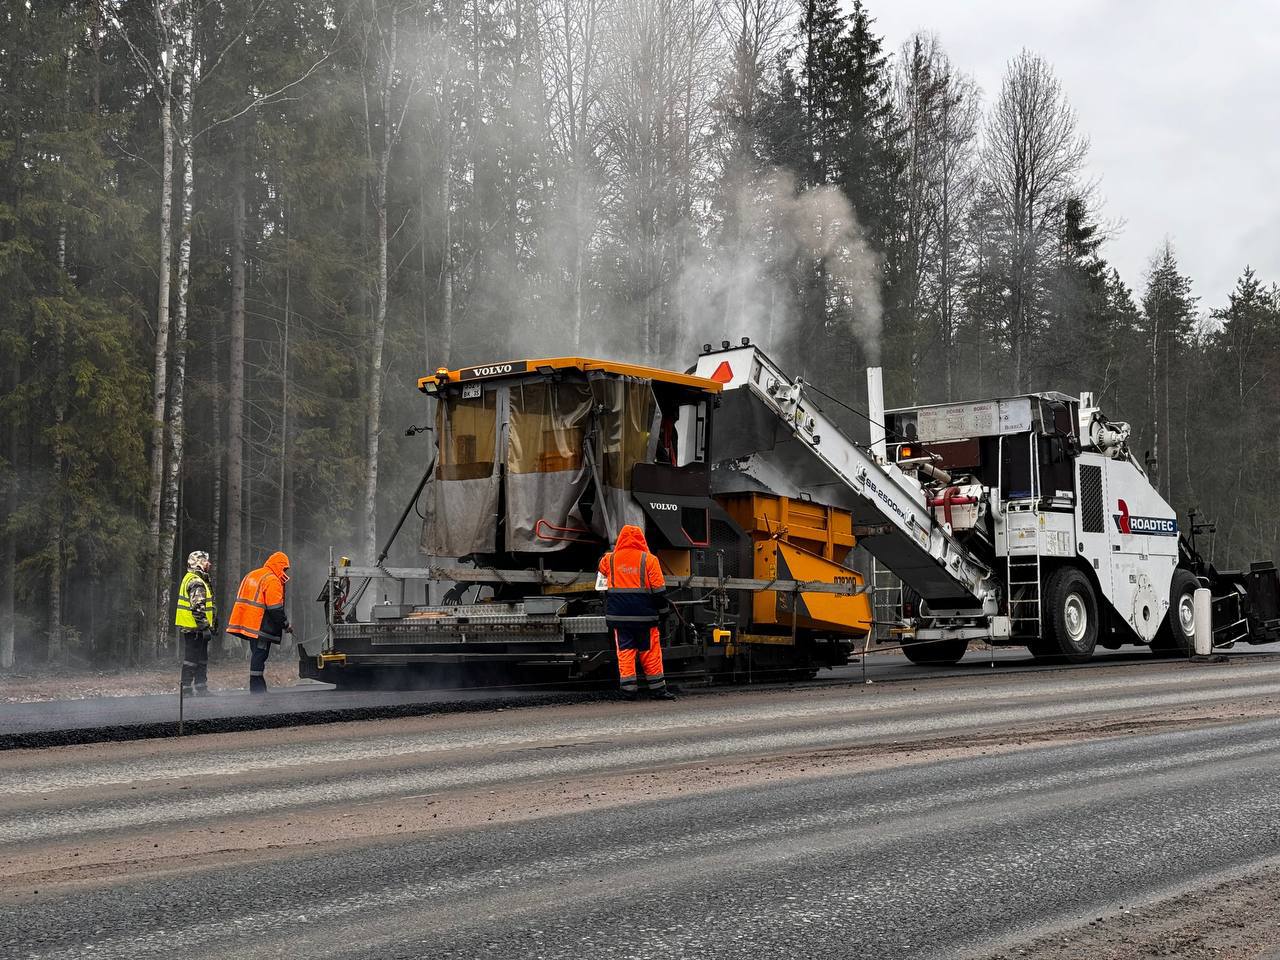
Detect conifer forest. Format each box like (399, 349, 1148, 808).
(1, 0, 1277, 670)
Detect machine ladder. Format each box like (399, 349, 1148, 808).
(871, 560, 904, 642)
(1005, 551, 1042, 639)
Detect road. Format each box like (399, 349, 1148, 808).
(9, 643, 1277, 746)
(5, 655, 1280, 959)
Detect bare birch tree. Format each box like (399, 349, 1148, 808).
(145, 1, 178, 661)
(423, 0, 457, 366)
(894, 34, 978, 401)
(223, 135, 247, 644)
(362, 0, 420, 563)
(154, 0, 197, 655)
(981, 49, 1087, 391)
(893, 34, 945, 401)
(1, 360, 15, 670)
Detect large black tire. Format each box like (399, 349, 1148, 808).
(900, 586, 969, 666)
(901, 633, 969, 666)
(1151, 569, 1199, 657)
(1037, 566, 1099, 664)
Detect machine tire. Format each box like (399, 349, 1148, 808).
(1038, 566, 1099, 664)
(1152, 569, 1199, 657)
(902, 634, 969, 666)
(900, 586, 969, 666)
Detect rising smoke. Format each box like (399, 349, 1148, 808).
(675, 167, 884, 367)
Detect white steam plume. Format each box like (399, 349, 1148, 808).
(676, 167, 883, 364)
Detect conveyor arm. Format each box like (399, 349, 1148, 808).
(693, 346, 996, 614)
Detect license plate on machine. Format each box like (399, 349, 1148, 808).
(461, 383, 482, 399)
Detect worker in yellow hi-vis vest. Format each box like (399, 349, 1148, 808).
(175, 550, 216, 696)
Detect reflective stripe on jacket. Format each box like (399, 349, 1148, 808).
(598, 524, 666, 625)
(227, 551, 289, 644)
(175, 571, 214, 630)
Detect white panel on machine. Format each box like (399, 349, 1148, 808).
(915, 398, 1032, 442)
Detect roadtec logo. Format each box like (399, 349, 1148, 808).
(1113, 499, 1177, 536)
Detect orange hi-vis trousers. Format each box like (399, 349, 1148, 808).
(614, 626, 666, 693)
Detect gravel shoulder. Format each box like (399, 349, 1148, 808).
(0, 658, 301, 702)
(977, 858, 1280, 960)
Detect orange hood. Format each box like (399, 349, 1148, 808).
(265, 551, 291, 583)
(614, 524, 649, 553)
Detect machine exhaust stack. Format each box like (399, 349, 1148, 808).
(867, 366, 887, 462)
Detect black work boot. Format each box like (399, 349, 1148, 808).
(650, 687, 677, 701)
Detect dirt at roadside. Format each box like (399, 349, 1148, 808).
(979, 864, 1280, 960)
(0, 658, 303, 703)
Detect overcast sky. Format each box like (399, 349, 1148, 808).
(869, 0, 1280, 311)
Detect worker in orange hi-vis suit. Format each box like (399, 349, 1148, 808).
(226, 551, 292, 694)
(597, 525, 677, 701)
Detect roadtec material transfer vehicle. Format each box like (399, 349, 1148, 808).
(301, 352, 872, 688)
(692, 343, 1280, 665)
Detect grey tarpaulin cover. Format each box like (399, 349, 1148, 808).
(504, 380, 593, 551)
(421, 374, 656, 557)
(421, 387, 502, 557)
(588, 377, 653, 540)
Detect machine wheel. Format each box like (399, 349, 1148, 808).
(900, 586, 969, 666)
(1038, 566, 1099, 664)
(902, 634, 969, 666)
(1151, 569, 1199, 657)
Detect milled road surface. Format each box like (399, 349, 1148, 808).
(10, 643, 1275, 747)
(5, 657, 1280, 959)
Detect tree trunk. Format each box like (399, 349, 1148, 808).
(439, 129, 453, 364)
(281, 249, 296, 642)
(365, 153, 389, 562)
(0, 358, 17, 671)
(572, 173, 584, 350)
(278, 225, 291, 545)
(419, 157, 430, 367)
(1148, 312, 1160, 484)
(224, 136, 247, 642)
(210, 316, 223, 652)
(438, 0, 455, 366)
(364, 9, 399, 563)
(1163, 333, 1172, 498)
(50, 99, 68, 663)
(155, 23, 196, 656)
(49, 329, 66, 665)
(145, 63, 176, 662)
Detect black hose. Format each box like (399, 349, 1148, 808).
(377, 456, 436, 566)
(349, 456, 437, 611)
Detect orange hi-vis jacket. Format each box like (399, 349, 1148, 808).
(598, 525, 666, 626)
(227, 551, 291, 644)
